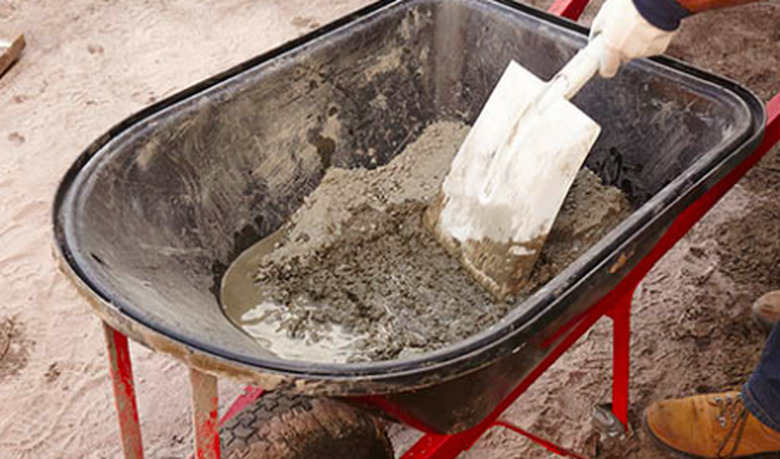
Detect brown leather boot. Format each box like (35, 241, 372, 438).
(644, 391, 780, 458)
(753, 291, 780, 331)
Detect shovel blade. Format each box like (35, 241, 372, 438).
(427, 60, 601, 300)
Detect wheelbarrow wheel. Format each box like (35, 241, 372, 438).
(220, 391, 394, 459)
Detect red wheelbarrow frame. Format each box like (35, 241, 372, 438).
(99, 0, 780, 457)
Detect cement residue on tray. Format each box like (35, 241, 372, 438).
(220, 122, 632, 363)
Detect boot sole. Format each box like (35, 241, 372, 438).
(642, 411, 780, 458)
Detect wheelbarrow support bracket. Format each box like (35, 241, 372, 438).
(399, 286, 636, 459)
(190, 369, 220, 459)
(104, 323, 144, 459)
(103, 323, 221, 459)
(607, 291, 631, 428)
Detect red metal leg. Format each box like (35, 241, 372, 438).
(103, 322, 144, 459)
(402, 432, 479, 459)
(548, 0, 591, 20)
(606, 291, 632, 430)
(401, 287, 634, 459)
(764, 94, 780, 148)
(190, 369, 220, 459)
(402, 296, 619, 458)
(220, 386, 264, 424)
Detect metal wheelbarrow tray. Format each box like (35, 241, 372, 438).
(53, 0, 764, 439)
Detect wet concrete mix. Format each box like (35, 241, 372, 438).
(220, 122, 632, 363)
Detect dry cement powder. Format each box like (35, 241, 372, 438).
(220, 122, 632, 363)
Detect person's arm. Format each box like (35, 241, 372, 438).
(591, 0, 759, 78)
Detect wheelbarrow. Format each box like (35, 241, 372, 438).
(52, 0, 779, 457)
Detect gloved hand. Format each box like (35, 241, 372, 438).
(590, 0, 682, 78)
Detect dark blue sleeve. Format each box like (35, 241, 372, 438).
(632, 0, 693, 31)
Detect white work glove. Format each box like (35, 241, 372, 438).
(590, 0, 678, 78)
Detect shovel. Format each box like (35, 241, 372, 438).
(425, 37, 605, 301)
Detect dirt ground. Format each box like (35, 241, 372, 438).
(1, 0, 779, 458)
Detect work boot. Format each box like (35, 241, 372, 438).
(752, 291, 780, 331)
(644, 391, 780, 458)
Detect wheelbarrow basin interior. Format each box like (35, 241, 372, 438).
(54, 0, 763, 433)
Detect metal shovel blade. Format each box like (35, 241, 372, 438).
(426, 60, 601, 300)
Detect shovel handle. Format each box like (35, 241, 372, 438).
(540, 35, 604, 106)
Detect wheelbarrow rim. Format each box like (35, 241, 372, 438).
(52, 0, 766, 394)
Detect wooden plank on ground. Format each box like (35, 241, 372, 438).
(0, 34, 25, 78)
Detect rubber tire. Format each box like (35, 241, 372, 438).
(220, 392, 394, 459)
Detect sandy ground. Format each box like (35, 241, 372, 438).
(0, 1, 372, 457)
(2, 0, 780, 458)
